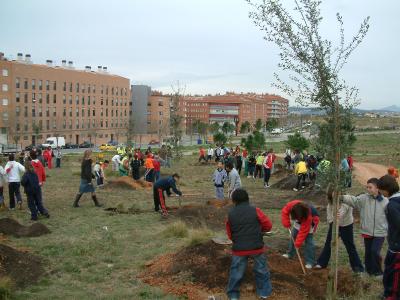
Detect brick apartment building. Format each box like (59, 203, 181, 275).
(0, 52, 131, 147)
(179, 92, 288, 133)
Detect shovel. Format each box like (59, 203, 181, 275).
(288, 228, 306, 275)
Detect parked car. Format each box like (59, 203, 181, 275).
(148, 140, 160, 146)
(64, 143, 79, 149)
(42, 137, 66, 149)
(99, 144, 116, 151)
(79, 141, 94, 148)
(0, 144, 22, 155)
(24, 144, 42, 151)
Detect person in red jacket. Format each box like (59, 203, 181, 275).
(29, 151, 46, 186)
(153, 154, 161, 182)
(226, 188, 272, 300)
(281, 200, 320, 269)
(43, 146, 53, 169)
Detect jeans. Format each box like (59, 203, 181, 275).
(227, 254, 272, 299)
(154, 171, 160, 181)
(383, 250, 400, 299)
(248, 165, 255, 177)
(296, 173, 307, 189)
(255, 165, 263, 178)
(8, 182, 22, 208)
(215, 187, 224, 199)
(56, 158, 61, 168)
(317, 223, 364, 272)
(263, 168, 271, 186)
(364, 237, 385, 275)
(145, 169, 154, 182)
(27, 188, 48, 220)
(287, 227, 315, 265)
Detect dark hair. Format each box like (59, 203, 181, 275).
(30, 150, 37, 160)
(290, 202, 309, 221)
(225, 162, 234, 170)
(231, 188, 249, 204)
(104, 160, 109, 164)
(8, 153, 15, 161)
(172, 173, 180, 179)
(128, 154, 132, 158)
(367, 178, 379, 186)
(377, 175, 399, 197)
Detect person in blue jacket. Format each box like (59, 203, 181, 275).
(153, 173, 182, 216)
(378, 175, 400, 300)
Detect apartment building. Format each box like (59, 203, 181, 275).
(179, 92, 288, 133)
(0, 52, 131, 147)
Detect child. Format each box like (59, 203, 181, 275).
(144, 154, 155, 182)
(255, 153, 264, 179)
(226, 188, 272, 300)
(153, 173, 182, 216)
(247, 154, 256, 178)
(5, 154, 25, 210)
(198, 147, 207, 163)
(263, 149, 274, 188)
(21, 161, 50, 221)
(30, 150, 46, 186)
(207, 146, 214, 162)
(225, 162, 242, 198)
(315, 186, 364, 272)
(282, 200, 319, 268)
(101, 160, 109, 182)
(377, 175, 400, 299)
(0, 158, 7, 209)
(153, 154, 161, 181)
(341, 178, 388, 276)
(213, 161, 227, 200)
(55, 147, 62, 168)
(293, 158, 308, 191)
(130, 155, 141, 180)
(93, 161, 104, 186)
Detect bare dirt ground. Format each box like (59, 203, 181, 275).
(353, 162, 388, 185)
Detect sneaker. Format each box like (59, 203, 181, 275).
(314, 264, 323, 269)
(293, 188, 298, 191)
(305, 264, 313, 269)
(282, 254, 290, 259)
(9, 207, 15, 211)
(264, 184, 270, 188)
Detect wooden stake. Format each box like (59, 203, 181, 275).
(289, 228, 306, 275)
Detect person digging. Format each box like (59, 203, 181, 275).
(153, 173, 182, 216)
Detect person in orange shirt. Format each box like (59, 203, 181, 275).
(198, 147, 206, 163)
(144, 155, 155, 182)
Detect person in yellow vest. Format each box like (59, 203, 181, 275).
(293, 158, 308, 191)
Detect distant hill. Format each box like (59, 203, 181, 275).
(379, 105, 400, 112)
(289, 105, 400, 115)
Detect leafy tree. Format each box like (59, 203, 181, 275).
(213, 132, 227, 145)
(209, 122, 220, 135)
(247, 0, 369, 297)
(254, 118, 263, 131)
(221, 122, 235, 135)
(285, 132, 310, 152)
(240, 121, 251, 133)
(265, 118, 279, 132)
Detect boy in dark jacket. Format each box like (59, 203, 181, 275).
(130, 155, 141, 180)
(226, 188, 273, 300)
(377, 175, 400, 300)
(21, 161, 49, 221)
(153, 174, 182, 216)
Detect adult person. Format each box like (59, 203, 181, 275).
(111, 154, 121, 171)
(43, 146, 53, 169)
(5, 153, 25, 210)
(73, 150, 102, 208)
(153, 173, 182, 216)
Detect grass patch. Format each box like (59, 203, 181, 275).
(0, 277, 14, 300)
(163, 221, 189, 238)
(187, 228, 213, 246)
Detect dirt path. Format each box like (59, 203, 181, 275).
(353, 162, 388, 185)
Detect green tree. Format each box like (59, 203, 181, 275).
(240, 121, 251, 133)
(247, 0, 369, 297)
(221, 122, 235, 135)
(213, 132, 227, 145)
(285, 132, 310, 152)
(265, 118, 279, 132)
(254, 118, 263, 131)
(209, 122, 220, 135)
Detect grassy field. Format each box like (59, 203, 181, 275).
(0, 133, 397, 299)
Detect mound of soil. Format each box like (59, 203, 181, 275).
(272, 174, 312, 190)
(0, 218, 51, 238)
(206, 199, 231, 208)
(140, 240, 363, 300)
(0, 244, 44, 288)
(169, 205, 230, 231)
(106, 176, 152, 190)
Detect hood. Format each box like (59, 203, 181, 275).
(31, 159, 41, 167)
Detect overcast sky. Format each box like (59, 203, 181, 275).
(1, 0, 399, 109)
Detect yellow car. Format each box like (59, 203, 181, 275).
(99, 144, 116, 151)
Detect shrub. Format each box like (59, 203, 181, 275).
(187, 228, 212, 246)
(163, 221, 189, 238)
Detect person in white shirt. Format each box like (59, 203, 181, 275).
(207, 146, 214, 162)
(111, 154, 121, 171)
(0, 158, 7, 209)
(5, 154, 25, 210)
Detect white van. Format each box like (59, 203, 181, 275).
(42, 137, 66, 149)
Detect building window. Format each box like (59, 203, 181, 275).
(69, 82, 72, 92)
(69, 95, 72, 105)
(2, 69, 8, 76)
(53, 107, 56, 117)
(16, 92, 20, 102)
(93, 96, 96, 105)
(32, 107, 36, 117)
(46, 107, 49, 117)
(2, 112, 8, 121)
(75, 96, 79, 105)
(63, 95, 66, 104)
(46, 80, 50, 91)
(88, 96, 90, 105)
(24, 79, 28, 89)
(63, 120, 66, 129)
(46, 120, 50, 130)
(32, 93, 36, 102)
(31, 79, 35, 90)
(53, 94, 56, 104)
(53, 120, 56, 129)
(2, 84, 8, 92)
(92, 109, 95, 116)
(82, 96, 84, 105)
(16, 123, 20, 131)
(75, 119, 79, 129)
(82, 84, 85, 93)
(53, 81, 56, 91)
(69, 108, 72, 117)
(46, 94, 50, 104)
(63, 108, 66, 117)
(38, 93, 42, 103)
(38, 80, 42, 90)
(38, 106, 42, 117)
(16, 77, 20, 89)
(76, 83, 79, 93)
(63, 82, 66, 92)
(16, 106, 20, 117)
(2, 98, 8, 106)
(24, 93, 28, 103)
(76, 108, 79, 117)
(69, 120, 72, 129)
(93, 85, 96, 93)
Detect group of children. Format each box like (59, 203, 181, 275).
(225, 173, 400, 300)
(0, 152, 50, 221)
